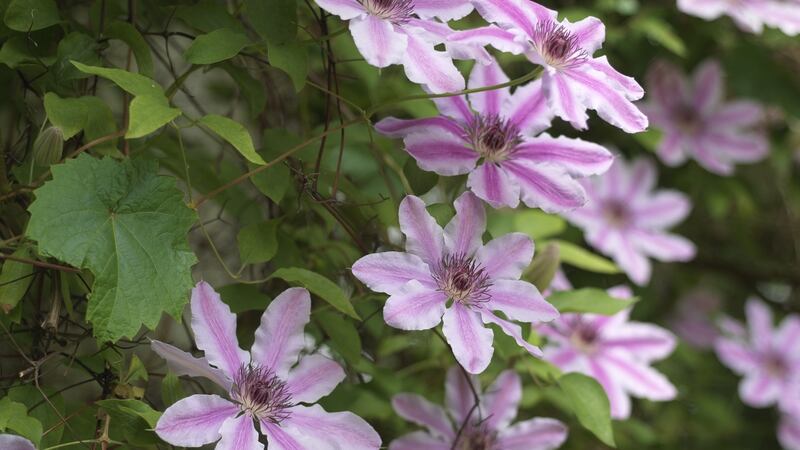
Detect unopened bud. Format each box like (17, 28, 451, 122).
(526, 243, 560, 292)
(33, 126, 64, 167)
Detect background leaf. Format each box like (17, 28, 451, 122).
(184, 28, 250, 65)
(199, 114, 265, 164)
(559, 373, 616, 447)
(271, 267, 359, 319)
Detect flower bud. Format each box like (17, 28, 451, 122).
(33, 126, 64, 167)
(526, 242, 560, 292)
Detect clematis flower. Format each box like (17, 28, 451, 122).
(0, 435, 34, 450)
(313, 0, 473, 93)
(677, 0, 800, 35)
(540, 286, 678, 419)
(151, 282, 381, 450)
(643, 59, 769, 175)
(376, 57, 613, 212)
(390, 366, 567, 450)
(714, 298, 800, 416)
(449, 0, 648, 133)
(780, 413, 800, 450)
(667, 288, 722, 350)
(352, 191, 559, 374)
(564, 157, 696, 286)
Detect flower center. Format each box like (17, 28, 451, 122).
(432, 253, 492, 305)
(603, 200, 630, 228)
(454, 423, 497, 450)
(764, 353, 789, 378)
(468, 115, 522, 164)
(530, 21, 588, 69)
(360, 0, 414, 23)
(231, 364, 293, 423)
(570, 323, 599, 353)
(674, 104, 701, 134)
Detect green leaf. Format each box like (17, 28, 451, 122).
(161, 372, 186, 407)
(126, 95, 181, 139)
(513, 210, 566, 240)
(0, 246, 35, 314)
(271, 267, 359, 320)
(7, 386, 64, 448)
(218, 283, 271, 313)
(54, 32, 102, 81)
(184, 28, 250, 65)
(97, 399, 161, 428)
(525, 242, 560, 292)
(199, 114, 265, 165)
(237, 219, 280, 264)
(27, 155, 198, 342)
(0, 397, 43, 446)
(43, 93, 87, 139)
(548, 239, 620, 274)
(632, 17, 686, 57)
(222, 63, 267, 117)
(247, 0, 297, 45)
(251, 128, 298, 202)
(71, 61, 164, 97)
(106, 21, 155, 77)
(268, 41, 307, 92)
(403, 157, 438, 195)
(4, 0, 59, 31)
(316, 310, 362, 365)
(78, 96, 119, 153)
(559, 373, 616, 447)
(547, 288, 637, 315)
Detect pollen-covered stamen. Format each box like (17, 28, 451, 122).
(453, 422, 497, 450)
(360, 0, 415, 24)
(468, 115, 522, 163)
(432, 253, 492, 305)
(530, 21, 588, 69)
(231, 364, 293, 423)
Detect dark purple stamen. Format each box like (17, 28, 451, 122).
(432, 253, 492, 305)
(360, 0, 415, 24)
(232, 364, 293, 423)
(531, 21, 588, 69)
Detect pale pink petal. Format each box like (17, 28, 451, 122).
(404, 131, 478, 176)
(388, 431, 450, 450)
(780, 414, 800, 450)
(443, 191, 486, 257)
(0, 435, 35, 450)
(314, 0, 365, 19)
(155, 394, 238, 446)
(217, 414, 263, 450)
(762, 2, 800, 36)
(399, 195, 444, 265)
(708, 100, 765, 128)
(565, 67, 649, 133)
(698, 131, 769, 164)
(286, 354, 345, 404)
(472, 0, 556, 36)
(482, 370, 522, 429)
(413, 0, 473, 20)
(442, 303, 495, 374)
(542, 70, 589, 130)
(402, 29, 465, 94)
(714, 338, 760, 374)
(496, 418, 569, 450)
(544, 347, 581, 370)
(776, 316, 800, 359)
(657, 132, 688, 167)
(481, 311, 543, 358)
(352, 251, 435, 295)
(432, 95, 475, 124)
(602, 323, 677, 361)
(445, 366, 479, 423)
(467, 57, 511, 116)
(383, 280, 448, 330)
(262, 421, 312, 450)
(587, 56, 643, 100)
(392, 394, 454, 439)
(486, 279, 558, 323)
(645, 59, 690, 114)
(503, 160, 587, 213)
(631, 191, 691, 229)
(150, 340, 232, 390)
(692, 139, 736, 175)
(569, 16, 606, 53)
(375, 116, 465, 139)
(406, 19, 492, 64)
(622, 157, 658, 200)
(191, 281, 249, 379)
(613, 239, 651, 286)
(631, 231, 695, 262)
(475, 233, 533, 280)
(594, 156, 629, 198)
(251, 287, 310, 378)
(677, 0, 727, 20)
(692, 59, 724, 114)
(349, 15, 406, 68)
(505, 79, 554, 136)
(739, 372, 781, 407)
(447, 26, 527, 55)
(281, 404, 382, 450)
(746, 298, 774, 352)
(586, 358, 631, 419)
(467, 163, 520, 209)
(514, 135, 613, 177)
(601, 352, 677, 401)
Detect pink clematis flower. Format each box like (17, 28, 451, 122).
(151, 282, 381, 450)
(564, 157, 696, 286)
(677, 0, 800, 35)
(449, 0, 648, 133)
(0, 435, 34, 450)
(780, 413, 800, 450)
(643, 59, 769, 175)
(390, 366, 568, 450)
(313, 0, 473, 93)
(540, 286, 678, 419)
(376, 57, 614, 212)
(352, 191, 559, 374)
(714, 298, 800, 416)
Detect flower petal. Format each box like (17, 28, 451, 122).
(399, 195, 445, 265)
(631, 190, 691, 229)
(542, 70, 589, 130)
(0, 435, 35, 450)
(698, 131, 769, 164)
(692, 59, 724, 114)
(444, 191, 486, 257)
(602, 322, 677, 361)
(570, 16, 606, 54)
(349, 15, 406, 68)
(587, 358, 631, 419)
(445, 366, 479, 424)
(413, 0, 473, 21)
(586, 56, 644, 100)
(442, 303, 495, 374)
(401, 29, 465, 94)
(155, 394, 238, 446)
(739, 372, 781, 407)
(150, 340, 232, 391)
(622, 157, 658, 200)
(404, 131, 477, 176)
(375, 116, 464, 139)
(432, 95, 475, 124)
(191, 281, 249, 379)
(746, 298, 774, 352)
(217, 414, 263, 450)
(286, 354, 345, 404)
(447, 25, 527, 54)
(486, 279, 557, 323)
(467, 57, 511, 116)
(514, 135, 613, 177)
(388, 431, 450, 450)
(251, 287, 311, 379)
(630, 231, 696, 262)
(352, 251, 435, 295)
(282, 404, 382, 450)
(503, 160, 587, 213)
(482, 370, 522, 429)
(472, 0, 556, 37)
(262, 421, 311, 450)
(714, 338, 760, 374)
(481, 312, 543, 358)
(383, 280, 447, 330)
(601, 352, 677, 401)
(612, 239, 652, 286)
(475, 233, 533, 280)
(496, 418, 569, 450)
(780, 414, 800, 450)
(656, 132, 688, 167)
(708, 100, 765, 128)
(505, 79, 553, 136)
(566, 67, 649, 133)
(645, 59, 690, 113)
(776, 316, 800, 359)
(392, 394, 454, 439)
(467, 163, 520, 209)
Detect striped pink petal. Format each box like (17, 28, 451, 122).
(251, 287, 310, 378)
(190, 281, 249, 379)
